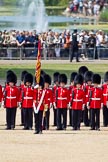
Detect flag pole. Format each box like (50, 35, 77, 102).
(35, 38, 41, 86)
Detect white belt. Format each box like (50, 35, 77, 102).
(58, 97, 67, 100)
(24, 97, 33, 99)
(73, 99, 83, 102)
(7, 96, 16, 99)
(103, 94, 108, 96)
(91, 98, 101, 101)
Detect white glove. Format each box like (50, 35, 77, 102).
(50, 103, 52, 109)
(33, 102, 38, 114)
(68, 102, 71, 109)
(82, 104, 85, 110)
(1, 101, 4, 108)
(101, 103, 103, 109)
(18, 102, 21, 108)
(53, 102, 56, 109)
(34, 84, 39, 89)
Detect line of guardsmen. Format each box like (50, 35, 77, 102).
(0, 66, 108, 134)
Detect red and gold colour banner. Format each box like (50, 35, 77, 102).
(35, 40, 41, 84)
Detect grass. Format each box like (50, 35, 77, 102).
(0, 62, 108, 80)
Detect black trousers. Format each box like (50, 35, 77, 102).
(53, 106, 57, 126)
(21, 108, 24, 125)
(72, 110, 82, 129)
(69, 109, 73, 126)
(57, 108, 67, 129)
(23, 108, 33, 129)
(103, 105, 108, 126)
(34, 110, 43, 132)
(83, 105, 90, 126)
(70, 49, 79, 62)
(91, 109, 100, 129)
(43, 109, 50, 130)
(6, 108, 17, 129)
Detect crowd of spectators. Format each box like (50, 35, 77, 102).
(64, 0, 107, 16)
(0, 29, 108, 59)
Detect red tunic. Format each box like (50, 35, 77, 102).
(71, 88, 86, 110)
(56, 87, 69, 108)
(4, 86, 19, 108)
(52, 85, 59, 104)
(21, 86, 35, 108)
(44, 88, 53, 108)
(102, 84, 108, 106)
(84, 85, 93, 104)
(34, 89, 44, 111)
(90, 87, 103, 109)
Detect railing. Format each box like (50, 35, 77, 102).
(0, 46, 108, 60)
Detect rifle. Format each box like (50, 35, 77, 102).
(21, 90, 24, 108)
(71, 90, 74, 106)
(88, 90, 92, 108)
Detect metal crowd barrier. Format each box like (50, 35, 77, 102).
(0, 46, 108, 60)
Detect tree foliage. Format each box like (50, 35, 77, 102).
(2, 0, 70, 6)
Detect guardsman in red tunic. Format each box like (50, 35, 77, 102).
(89, 74, 103, 131)
(55, 74, 69, 130)
(78, 66, 88, 123)
(20, 73, 34, 130)
(68, 72, 77, 126)
(83, 71, 93, 126)
(34, 76, 45, 134)
(3, 72, 19, 130)
(43, 74, 53, 130)
(70, 74, 85, 130)
(52, 72, 60, 126)
(102, 71, 108, 127)
(19, 70, 28, 126)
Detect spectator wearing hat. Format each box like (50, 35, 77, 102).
(56, 74, 69, 130)
(3, 72, 19, 130)
(43, 74, 53, 130)
(20, 73, 34, 130)
(70, 74, 86, 130)
(89, 74, 103, 131)
(102, 71, 108, 127)
(64, 31, 71, 57)
(88, 31, 96, 59)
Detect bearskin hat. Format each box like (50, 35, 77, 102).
(78, 66, 88, 77)
(53, 72, 60, 83)
(59, 74, 67, 84)
(40, 70, 46, 78)
(70, 72, 77, 82)
(7, 72, 17, 84)
(74, 74, 83, 85)
(92, 74, 101, 84)
(104, 71, 108, 82)
(84, 71, 93, 83)
(44, 74, 51, 85)
(39, 76, 44, 88)
(21, 70, 28, 82)
(6, 70, 14, 76)
(24, 73, 33, 85)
